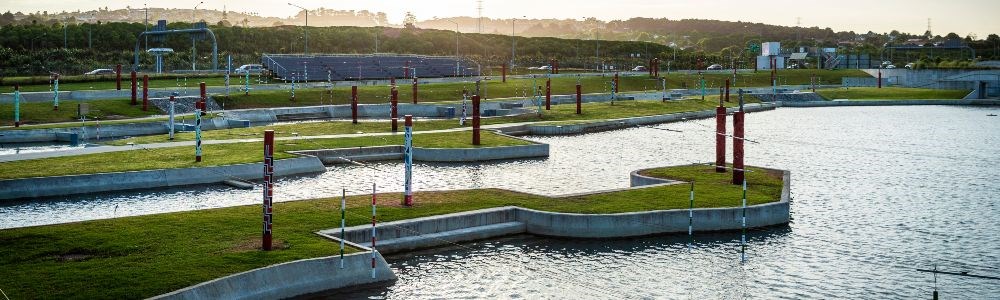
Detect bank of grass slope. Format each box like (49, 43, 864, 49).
(0, 130, 528, 180)
(816, 87, 970, 100)
(0, 98, 161, 125)
(0, 164, 780, 299)
(112, 97, 754, 145)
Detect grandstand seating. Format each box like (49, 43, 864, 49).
(261, 54, 480, 81)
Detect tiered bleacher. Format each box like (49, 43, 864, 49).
(261, 54, 480, 81)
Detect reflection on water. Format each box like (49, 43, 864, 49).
(3, 106, 999, 298)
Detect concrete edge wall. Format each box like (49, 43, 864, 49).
(778, 99, 1000, 107)
(327, 167, 789, 252)
(151, 252, 396, 300)
(527, 103, 777, 135)
(292, 136, 549, 164)
(0, 156, 325, 201)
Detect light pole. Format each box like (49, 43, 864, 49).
(192, 1, 203, 70)
(288, 3, 309, 54)
(445, 20, 460, 76)
(511, 16, 524, 72)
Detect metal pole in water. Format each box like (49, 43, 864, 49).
(472, 94, 481, 145)
(391, 86, 399, 132)
(371, 183, 377, 279)
(351, 85, 358, 124)
(740, 178, 747, 263)
(545, 76, 551, 110)
(576, 78, 582, 115)
(403, 115, 414, 206)
(262, 130, 274, 251)
(340, 188, 346, 269)
(688, 181, 694, 253)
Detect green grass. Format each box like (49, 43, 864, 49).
(0, 130, 530, 180)
(111, 97, 750, 145)
(0, 164, 781, 299)
(211, 69, 860, 109)
(2, 75, 228, 93)
(816, 87, 971, 100)
(0, 98, 161, 126)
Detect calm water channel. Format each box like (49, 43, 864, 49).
(3, 106, 999, 298)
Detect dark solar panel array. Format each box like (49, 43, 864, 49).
(261, 54, 480, 81)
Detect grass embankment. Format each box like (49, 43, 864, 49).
(0, 131, 529, 180)
(2, 74, 228, 93)
(112, 97, 753, 145)
(816, 87, 970, 100)
(212, 69, 861, 109)
(0, 98, 161, 126)
(0, 164, 781, 299)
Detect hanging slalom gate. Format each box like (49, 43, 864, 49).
(260, 54, 479, 81)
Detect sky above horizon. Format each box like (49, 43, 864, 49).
(5, 0, 999, 38)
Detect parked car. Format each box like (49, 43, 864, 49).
(786, 63, 799, 69)
(631, 66, 647, 72)
(885, 65, 897, 69)
(538, 65, 552, 70)
(235, 64, 264, 74)
(904, 63, 915, 69)
(84, 69, 115, 76)
(706, 64, 723, 70)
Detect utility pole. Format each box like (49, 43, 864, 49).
(288, 2, 309, 54)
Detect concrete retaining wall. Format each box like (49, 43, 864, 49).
(322, 167, 790, 254)
(0, 117, 239, 143)
(527, 103, 777, 135)
(152, 252, 396, 300)
(291, 139, 549, 165)
(778, 99, 1000, 107)
(0, 156, 325, 200)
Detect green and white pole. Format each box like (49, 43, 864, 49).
(688, 181, 694, 253)
(53, 76, 59, 111)
(194, 108, 202, 162)
(244, 72, 250, 96)
(740, 178, 747, 263)
(340, 188, 346, 269)
(13, 84, 20, 127)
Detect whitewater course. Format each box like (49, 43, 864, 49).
(1, 75, 998, 298)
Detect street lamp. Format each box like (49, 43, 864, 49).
(192, 1, 203, 70)
(445, 20, 460, 76)
(288, 3, 309, 54)
(511, 16, 525, 73)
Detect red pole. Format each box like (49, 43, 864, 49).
(614, 73, 620, 93)
(502, 63, 507, 83)
(878, 69, 882, 88)
(472, 94, 481, 145)
(262, 130, 274, 251)
(199, 82, 207, 114)
(412, 77, 418, 104)
(725, 79, 730, 102)
(351, 85, 358, 124)
(115, 64, 122, 91)
(733, 110, 745, 184)
(545, 78, 551, 110)
(575, 83, 582, 115)
(716, 104, 727, 173)
(391, 87, 399, 132)
(554, 60, 559, 74)
(130, 71, 137, 105)
(13, 84, 19, 127)
(142, 75, 149, 111)
(404, 61, 410, 78)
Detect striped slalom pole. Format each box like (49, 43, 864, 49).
(168, 95, 176, 140)
(262, 130, 275, 251)
(12, 84, 20, 127)
(53, 75, 59, 111)
(290, 75, 296, 101)
(195, 107, 202, 162)
(403, 115, 414, 206)
(740, 178, 747, 263)
(244, 71, 250, 95)
(688, 181, 694, 253)
(340, 188, 346, 269)
(371, 183, 377, 279)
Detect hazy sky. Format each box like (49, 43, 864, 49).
(6, 0, 999, 37)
